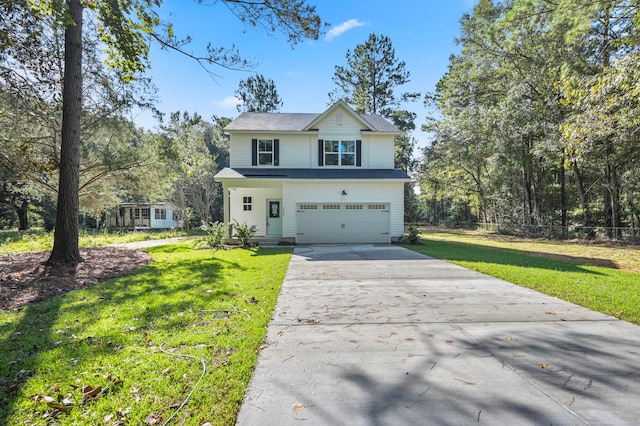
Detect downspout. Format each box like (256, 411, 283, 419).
(226, 186, 232, 238)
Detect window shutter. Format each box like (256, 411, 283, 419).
(356, 139, 362, 167)
(251, 139, 257, 166)
(274, 139, 280, 166)
(318, 139, 324, 166)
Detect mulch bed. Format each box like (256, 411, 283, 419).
(0, 247, 152, 311)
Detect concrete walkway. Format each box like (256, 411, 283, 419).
(236, 244, 640, 425)
(112, 236, 194, 250)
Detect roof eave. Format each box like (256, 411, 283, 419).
(224, 129, 319, 135)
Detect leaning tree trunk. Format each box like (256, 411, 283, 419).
(47, 0, 83, 265)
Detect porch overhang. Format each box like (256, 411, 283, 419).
(214, 167, 411, 182)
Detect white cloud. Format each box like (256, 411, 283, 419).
(217, 96, 242, 109)
(325, 19, 366, 41)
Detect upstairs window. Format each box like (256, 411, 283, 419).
(325, 140, 355, 166)
(258, 139, 273, 165)
(252, 138, 279, 166)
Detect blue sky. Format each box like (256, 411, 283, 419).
(135, 1, 478, 148)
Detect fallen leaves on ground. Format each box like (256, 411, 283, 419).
(0, 247, 151, 310)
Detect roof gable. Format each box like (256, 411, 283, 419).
(303, 100, 374, 131)
(224, 100, 400, 134)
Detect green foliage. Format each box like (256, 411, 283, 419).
(404, 234, 640, 324)
(235, 74, 283, 112)
(196, 221, 226, 249)
(162, 112, 220, 224)
(0, 242, 293, 424)
(400, 225, 420, 244)
(330, 33, 419, 221)
(419, 0, 640, 235)
(10, 0, 323, 263)
(233, 220, 257, 248)
(330, 33, 414, 116)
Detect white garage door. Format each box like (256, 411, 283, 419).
(296, 203, 390, 244)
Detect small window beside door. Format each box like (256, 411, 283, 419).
(243, 196, 252, 211)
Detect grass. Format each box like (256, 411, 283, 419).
(420, 229, 640, 273)
(403, 230, 640, 324)
(0, 242, 292, 425)
(0, 228, 203, 255)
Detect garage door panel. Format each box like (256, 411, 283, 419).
(296, 203, 390, 244)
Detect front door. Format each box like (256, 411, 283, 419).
(266, 199, 282, 236)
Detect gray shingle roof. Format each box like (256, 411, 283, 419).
(224, 112, 319, 131)
(214, 168, 410, 180)
(360, 114, 400, 132)
(224, 111, 400, 133)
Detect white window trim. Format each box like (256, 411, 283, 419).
(243, 196, 253, 211)
(324, 140, 356, 166)
(258, 139, 274, 166)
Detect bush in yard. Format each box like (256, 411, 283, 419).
(401, 225, 421, 244)
(197, 221, 227, 249)
(233, 220, 257, 248)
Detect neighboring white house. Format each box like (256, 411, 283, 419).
(107, 202, 183, 230)
(214, 100, 411, 244)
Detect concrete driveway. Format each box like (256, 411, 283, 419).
(236, 244, 640, 425)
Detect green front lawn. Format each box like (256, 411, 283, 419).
(403, 235, 640, 324)
(0, 228, 203, 255)
(0, 243, 292, 425)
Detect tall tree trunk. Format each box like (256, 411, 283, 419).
(523, 170, 536, 226)
(572, 160, 591, 226)
(521, 136, 538, 231)
(560, 152, 567, 237)
(47, 0, 83, 265)
(604, 159, 621, 239)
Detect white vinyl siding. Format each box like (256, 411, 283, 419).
(231, 134, 312, 168)
(227, 108, 395, 169)
(230, 138, 252, 167)
(317, 110, 362, 168)
(279, 135, 311, 168)
(229, 187, 283, 236)
(368, 136, 394, 168)
(315, 111, 363, 136)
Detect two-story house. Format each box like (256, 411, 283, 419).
(214, 100, 411, 244)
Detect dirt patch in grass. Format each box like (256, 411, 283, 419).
(0, 247, 151, 311)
